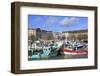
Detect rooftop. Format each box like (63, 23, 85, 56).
(62, 29, 88, 33)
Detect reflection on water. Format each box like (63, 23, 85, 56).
(28, 54, 88, 61)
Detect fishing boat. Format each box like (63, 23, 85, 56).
(63, 45, 87, 55)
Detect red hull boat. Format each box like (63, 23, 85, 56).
(63, 49, 87, 55)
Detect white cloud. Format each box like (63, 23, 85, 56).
(45, 16, 58, 26)
(78, 24, 88, 29)
(34, 17, 41, 21)
(60, 17, 79, 26)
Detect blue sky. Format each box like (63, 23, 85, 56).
(28, 15, 88, 32)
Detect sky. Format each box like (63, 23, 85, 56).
(28, 15, 88, 32)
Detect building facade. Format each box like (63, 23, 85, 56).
(28, 28, 54, 42)
(62, 29, 88, 41)
(28, 28, 88, 42)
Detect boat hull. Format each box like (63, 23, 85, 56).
(63, 49, 87, 55)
